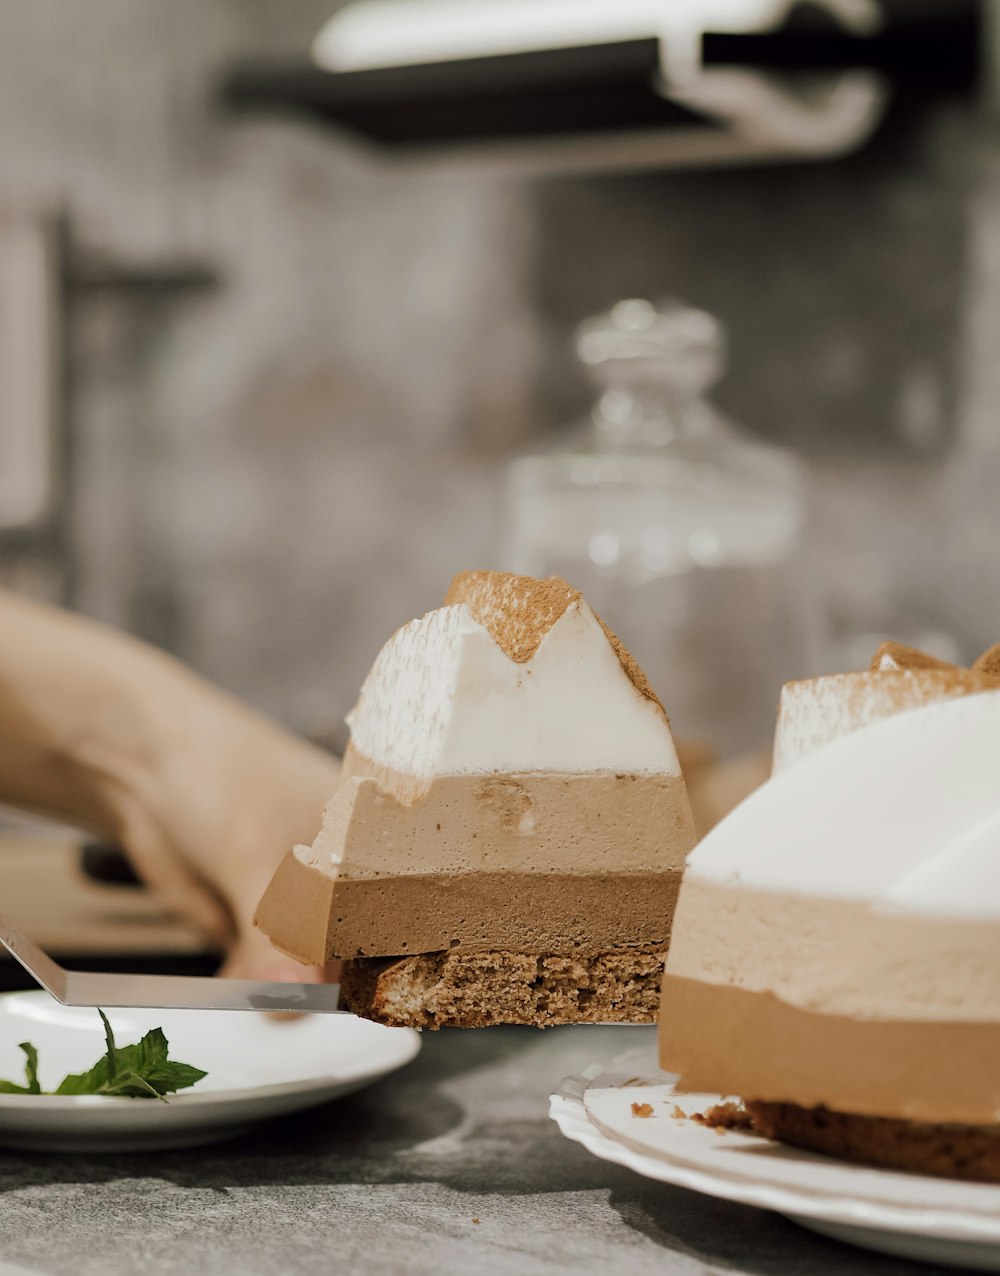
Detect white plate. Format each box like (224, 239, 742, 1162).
(550, 1035, 1000, 1272)
(0, 991, 420, 1152)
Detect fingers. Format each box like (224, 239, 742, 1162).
(219, 932, 341, 1021)
(217, 924, 333, 983)
(114, 798, 235, 945)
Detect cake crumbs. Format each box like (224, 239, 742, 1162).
(472, 1218, 481, 1225)
(631, 1102, 655, 1118)
(670, 1104, 687, 1119)
(690, 1101, 754, 1132)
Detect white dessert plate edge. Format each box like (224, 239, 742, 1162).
(549, 1045, 1000, 1271)
(0, 991, 421, 1152)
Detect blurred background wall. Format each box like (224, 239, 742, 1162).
(0, 0, 998, 738)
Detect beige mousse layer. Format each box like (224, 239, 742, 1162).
(325, 747, 694, 874)
(660, 975, 1000, 1125)
(664, 877, 1000, 1022)
(255, 760, 695, 963)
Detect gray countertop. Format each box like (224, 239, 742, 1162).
(0, 1025, 948, 1276)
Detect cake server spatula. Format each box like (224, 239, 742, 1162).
(0, 912, 345, 1014)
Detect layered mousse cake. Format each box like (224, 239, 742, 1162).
(661, 643, 1000, 1181)
(256, 570, 697, 1027)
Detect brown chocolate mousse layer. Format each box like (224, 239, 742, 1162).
(260, 863, 682, 965)
(660, 975, 1000, 1126)
(255, 765, 694, 964)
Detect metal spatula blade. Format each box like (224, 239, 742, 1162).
(0, 912, 345, 1014)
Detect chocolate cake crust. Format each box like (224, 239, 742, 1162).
(340, 949, 665, 1028)
(745, 1100, 1000, 1184)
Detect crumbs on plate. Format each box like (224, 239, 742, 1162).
(630, 1102, 655, 1118)
(689, 1101, 753, 1132)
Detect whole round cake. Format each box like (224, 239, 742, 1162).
(660, 641, 1000, 1181)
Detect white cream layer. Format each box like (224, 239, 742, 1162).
(345, 599, 680, 779)
(689, 690, 1000, 913)
(772, 669, 984, 772)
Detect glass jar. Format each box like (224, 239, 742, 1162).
(503, 298, 812, 757)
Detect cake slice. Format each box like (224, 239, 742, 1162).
(660, 643, 1000, 1180)
(255, 571, 696, 1027)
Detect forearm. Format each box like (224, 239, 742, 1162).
(0, 589, 187, 832)
(0, 588, 341, 969)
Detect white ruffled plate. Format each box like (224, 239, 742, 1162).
(550, 1035, 1000, 1271)
(0, 991, 420, 1152)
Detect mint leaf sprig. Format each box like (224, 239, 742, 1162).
(0, 1010, 207, 1101)
(0, 1041, 40, 1095)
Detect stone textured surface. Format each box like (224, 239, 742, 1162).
(0, 1026, 939, 1276)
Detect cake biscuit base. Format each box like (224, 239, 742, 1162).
(745, 1100, 1000, 1184)
(340, 948, 665, 1028)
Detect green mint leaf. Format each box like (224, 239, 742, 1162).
(54, 1055, 111, 1095)
(99, 1069, 165, 1101)
(108, 1028, 205, 1096)
(133, 1027, 169, 1074)
(9, 1011, 207, 1100)
(98, 1009, 117, 1074)
(19, 1042, 40, 1094)
(141, 1059, 208, 1095)
(0, 1040, 42, 1094)
(0, 1079, 33, 1094)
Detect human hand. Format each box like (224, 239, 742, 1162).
(111, 663, 342, 983)
(0, 589, 340, 983)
